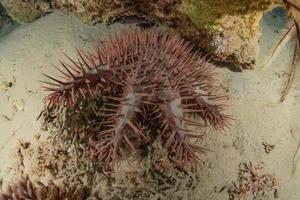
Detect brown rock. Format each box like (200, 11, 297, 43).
(0, 0, 50, 23)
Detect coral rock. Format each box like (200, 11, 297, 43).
(0, 0, 50, 23)
(50, 0, 120, 25)
(181, 0, 277, 68)
(0, 0, 279, 66)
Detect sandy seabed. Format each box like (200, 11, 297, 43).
(0, 10, 300, 200)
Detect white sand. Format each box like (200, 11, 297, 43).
(0, 10, 300, 199)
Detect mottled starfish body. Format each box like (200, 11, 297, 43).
(42, 29, 231, 170)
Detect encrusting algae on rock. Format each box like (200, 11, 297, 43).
(0, 0, 280, 68)
(0, 0, 49, 23)
(184, 0, 275, 29)
(180, 0, 277, 68)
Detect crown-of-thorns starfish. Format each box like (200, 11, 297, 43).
(42, 29, 232, 171)
(0, 176, 87, 200)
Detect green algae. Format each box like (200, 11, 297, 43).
(184, 0, 275, 31)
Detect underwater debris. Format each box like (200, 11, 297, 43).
(264, 1, 300, 102)
(228, 162, 278, 200)
(280, 0, 300, 102)
(262, 142, 275, 154)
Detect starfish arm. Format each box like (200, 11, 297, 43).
(179, 85, 232, 130)
(42, 50, 117, 107)
(157, 97, 206, 169)
(90, 89, 148, 171)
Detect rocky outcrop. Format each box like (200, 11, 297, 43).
(0, 0, 280, 68)
(179, 0, 277, 68)
(0, 0, 49, 23)
(50, 0, 119, 25)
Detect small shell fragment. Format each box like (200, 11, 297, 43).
(13, 100, 25, 112)
(0, 81, 12, 92)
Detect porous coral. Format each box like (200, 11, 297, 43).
(10, 134, 200, 199)
(50, 0, 118, 25)
(42, 29, 231, 171)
